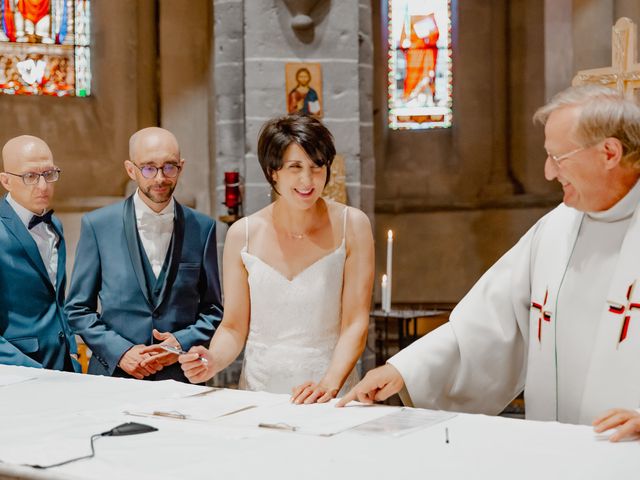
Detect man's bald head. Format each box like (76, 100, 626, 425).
(128, 127, 181, 163)
(125, 127, 184, 213)
(2, 135, 53, 172)
(0, 135, 57, 214)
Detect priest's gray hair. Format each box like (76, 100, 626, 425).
(533, 85, 640, 168)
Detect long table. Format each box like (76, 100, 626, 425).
(0, 365, 637, 480)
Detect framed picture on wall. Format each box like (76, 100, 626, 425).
(285, 62, 323, 118)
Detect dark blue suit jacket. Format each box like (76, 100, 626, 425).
(0, 196, 79, 371)
(65, 195, 223, 381)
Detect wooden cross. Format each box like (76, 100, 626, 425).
(572, 17, 640, 101)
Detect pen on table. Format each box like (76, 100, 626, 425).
(258, 422, 298, 432)
(445, 427, 449, 444)
(159, 344, 208, 364)
(153, 410, 187, 420)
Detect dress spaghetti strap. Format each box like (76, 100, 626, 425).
(342, 207, 348, 244)
(244, 216, 249, 252)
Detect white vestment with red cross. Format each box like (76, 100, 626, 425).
(389, 181, 640, 425)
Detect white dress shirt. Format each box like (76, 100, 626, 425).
(6, 193, 59, 287)
(133, 190, 175, 278)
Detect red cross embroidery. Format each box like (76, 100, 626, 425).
(531, 288, 552, 343)
(607, 281, 640, 344)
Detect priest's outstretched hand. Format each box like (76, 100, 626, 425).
(593, 408, 640, 442)
(335, 363, 404, 407)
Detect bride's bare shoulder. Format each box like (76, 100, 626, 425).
(324, 199, 370, 231)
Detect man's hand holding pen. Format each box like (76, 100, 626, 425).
(139, 329, 184, 370)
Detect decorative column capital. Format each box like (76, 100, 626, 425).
(281, 0, 328, 31)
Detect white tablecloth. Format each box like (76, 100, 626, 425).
(0, 365, 637, 480)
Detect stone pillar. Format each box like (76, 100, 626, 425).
(544, 0, 574, 100)
(159, 0, 214, 213)
(358, 0, 375, 221)
(573, 0, 615, 71)
(230, 0, 374, 217)
(213, 0, 245, 219)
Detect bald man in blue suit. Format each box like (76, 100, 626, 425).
(65, 127, 223, 382)
(0, 136, 79, 371)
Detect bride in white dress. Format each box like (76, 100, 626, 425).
(179, 114, 374, 403)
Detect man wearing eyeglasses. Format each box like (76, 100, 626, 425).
(65, 127, 223, 382)
(339, 85, 640, 441)
(0, 135, 79, 372)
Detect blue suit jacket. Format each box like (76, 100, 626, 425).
(0, 196, 79, 371)
(65, 195, 223, 381)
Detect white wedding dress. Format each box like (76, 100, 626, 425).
(238, 208, 359, 394)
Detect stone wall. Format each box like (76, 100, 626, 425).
(159, 0, 215, 214)
(0, 0, 216, 277)
(0, 1, 156, 202)
(372, 0, 640, 305)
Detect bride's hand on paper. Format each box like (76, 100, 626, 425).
(179, 346, 214, 383)
(593, 408, 640, 442)
(291, 380, 339, 404)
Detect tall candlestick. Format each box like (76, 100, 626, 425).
(386, 230, 393, 312)
(381, 274, 389, 312)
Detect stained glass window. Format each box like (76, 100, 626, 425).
(0, 0, 90, 97)
(388, 0, 452, 129)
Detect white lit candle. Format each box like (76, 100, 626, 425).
(381, 274, 389, 312)
(386, 230, 393, 311)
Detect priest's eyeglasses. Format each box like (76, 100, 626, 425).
(546, 147, 586, 167)
(4, 168, 61, 185)
(133, 163, 181, 179)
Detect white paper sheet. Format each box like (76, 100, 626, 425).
(230, 399, 400, 436)
(352, 407, 457, 437)
(124, 387, 289, 422)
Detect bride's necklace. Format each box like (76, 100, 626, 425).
(276, 223, 311, 240)
(272, 202, 320, 240)
(279, 227, 308, 240)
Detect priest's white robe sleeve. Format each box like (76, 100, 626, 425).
(388, 222, 541, 415)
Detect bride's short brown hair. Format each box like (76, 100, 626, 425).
(257, 114, 336, 192)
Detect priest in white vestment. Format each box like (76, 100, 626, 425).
(338, 85, 640, 441)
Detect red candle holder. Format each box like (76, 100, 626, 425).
(220, 171, 242, 225)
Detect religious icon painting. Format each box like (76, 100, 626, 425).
(285, 62, 323, 118)
(388, 0, 452, 129)
(0, 0, 91, 96)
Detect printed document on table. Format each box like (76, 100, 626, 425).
(353, 407, 457, 437)
(243, 399, 400, 436)
(124, 388, 289, 422)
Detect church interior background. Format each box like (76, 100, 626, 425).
(1, 0, 639, 388)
